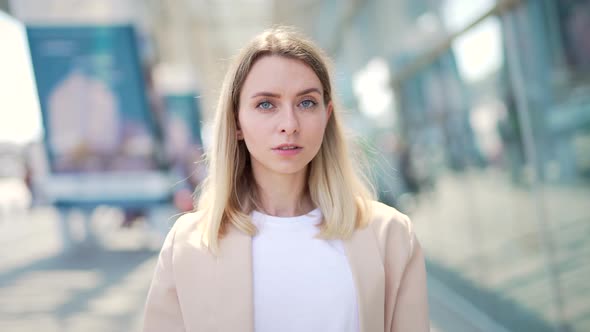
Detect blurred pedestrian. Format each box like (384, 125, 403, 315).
(143, 26, 429, 332)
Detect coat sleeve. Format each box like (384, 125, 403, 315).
(142, 225, 186, 332)
(391, 231, 430, 332)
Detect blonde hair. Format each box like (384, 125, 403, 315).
(196, 26, 375, 254)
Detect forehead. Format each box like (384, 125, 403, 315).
(240, 55, 322, 95)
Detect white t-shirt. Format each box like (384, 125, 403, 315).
(251, 208, 360, 332)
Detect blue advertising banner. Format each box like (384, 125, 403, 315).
(163, 93, 204, 190)
(164, 94, 202, 149)
(27, 25, 159, 174)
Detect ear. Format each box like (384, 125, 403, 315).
(235, 111, 244, 140)
(326, 101, 333, 119)
(236, 122, 244, 140)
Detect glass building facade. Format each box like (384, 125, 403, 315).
(389, 0, 590, 331)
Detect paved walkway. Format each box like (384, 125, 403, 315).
(0, 207, 161, 332)
(409, 169, 590, 332)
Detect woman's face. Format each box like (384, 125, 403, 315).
(237, 55, 332, 177)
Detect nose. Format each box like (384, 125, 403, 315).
(279, 107, 299, 135)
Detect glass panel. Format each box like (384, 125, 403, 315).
(392, 1, 590, 329)
(539, 0, 590, 330)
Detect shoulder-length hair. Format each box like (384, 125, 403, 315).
(195, 26, 375, 254)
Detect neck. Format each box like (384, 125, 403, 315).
(252, 166, 314, 217)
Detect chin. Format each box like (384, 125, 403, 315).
(251, 155, 311, 176)
(268, 161, 310, 175)
(272, 165, 308, 175)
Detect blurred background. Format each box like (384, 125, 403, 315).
(0, 0, 589, 331)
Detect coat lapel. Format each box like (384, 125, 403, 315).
(176, 222, 383, 332)
(213, 225, 254, 331)
(175, 224, 254, 332)
(343, 225, 385, 332)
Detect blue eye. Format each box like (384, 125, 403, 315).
(299, 99, 317, 109)
(257, 101, 274, 110)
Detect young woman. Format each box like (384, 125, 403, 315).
(143, 27, 429, 332)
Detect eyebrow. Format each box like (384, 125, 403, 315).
(251, 88, 322, 99)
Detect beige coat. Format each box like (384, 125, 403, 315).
(142, 201, 430, 332)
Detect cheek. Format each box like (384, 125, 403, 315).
(239, 116, 268, 150)
(307, 118, 329, 142)
(238, 112, 255, 135)
(241, 120, 264, 139)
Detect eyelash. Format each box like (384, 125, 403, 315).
(299, 99, 317, 109)
(255, 99, 317, 111)
(256, 100, 274, 111)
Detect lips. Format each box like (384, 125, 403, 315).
(272, 144, 302, 150)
